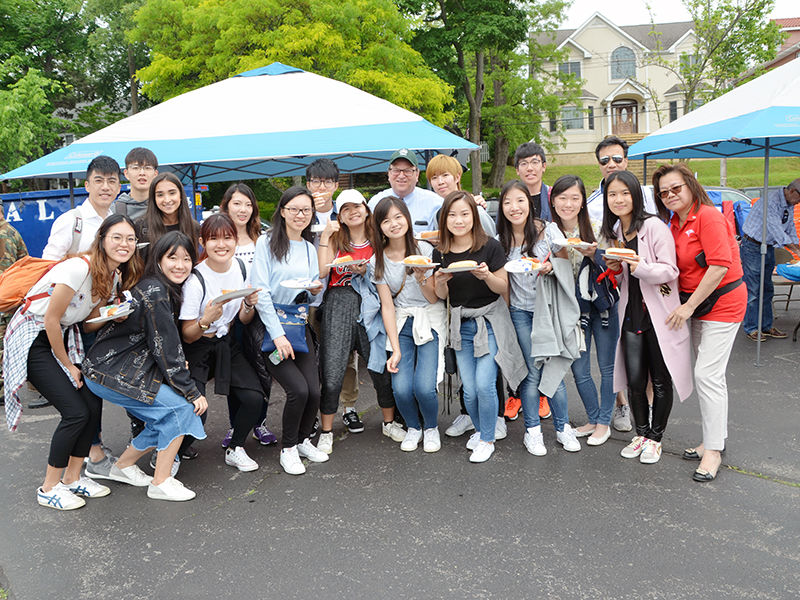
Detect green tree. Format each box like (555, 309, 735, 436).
(399, 0, 577, 194)
(646, 0, 785, 111)
(0, 61, 69, 183)
(130, 0, 453, 126)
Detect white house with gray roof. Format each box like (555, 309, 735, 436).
(536, 12, 697, 157)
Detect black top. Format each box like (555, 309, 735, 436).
(531, 192, 542, 220)
(83, 277, 202, 404)
(434, 238, 507, 308)
(622, 236, 652, 334)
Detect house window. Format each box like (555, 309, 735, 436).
(587, 106, 595, 130)
(610, 47, 636, 79)
(562, 106, 584, 130)
(680, 54, 699, 75)
(549, 114, 557, 132)
(686, 98, 704, 113)
(558, 61, 581, 79)
(669, 101, 678, 122)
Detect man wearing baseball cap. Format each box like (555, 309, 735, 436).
(368, 149, 442, 234)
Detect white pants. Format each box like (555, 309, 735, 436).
(691, 319, 740, 451)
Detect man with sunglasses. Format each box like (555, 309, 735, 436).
(585, 136, 657, 222)
(739, 179, 800, 341)
(369, 148, 442, 234)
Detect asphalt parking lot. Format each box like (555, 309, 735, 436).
(1, 310, 799, 600)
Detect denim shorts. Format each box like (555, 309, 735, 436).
(86, 380, 206, 452)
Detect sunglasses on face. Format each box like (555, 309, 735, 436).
(598, 155, 624, 166)
(657, 183, 688, 200)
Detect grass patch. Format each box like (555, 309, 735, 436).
(466, 157, 800, 198)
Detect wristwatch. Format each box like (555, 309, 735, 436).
(197, 319, 210, 331)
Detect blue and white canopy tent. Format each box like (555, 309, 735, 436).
(629, 58, 800, 364)
(1, 62, 476, 183)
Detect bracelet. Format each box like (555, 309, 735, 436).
(319, 244, 328, 247)
(243, 300, 254, 308)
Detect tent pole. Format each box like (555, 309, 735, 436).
(755, 138, 770, 366)
(68, 174, 75, 209)
(191, 166, 199, 221)
(643, 156, 647, 185)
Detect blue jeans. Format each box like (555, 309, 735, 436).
(570, 304, 618, 426)
(455, 318, 498, 443)
(741, 236, 774, 334)
(392, 319, 439, 430)
(86, 380, 206, 452)
(509, 307, 570, 432)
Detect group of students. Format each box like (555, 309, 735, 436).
(4, 145, 744, 510)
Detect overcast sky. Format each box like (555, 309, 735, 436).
(562, 0, 797, 29)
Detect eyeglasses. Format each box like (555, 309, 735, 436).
(517, 159, 543, 169)
(90, 177, 119, 186)
(657, 183, 688, 199)
(108, 234, 138, 245)
(126, 165, 155, 173)
(308, 178, 337, 188)
(598, 155, 625, 166)
(389, 167, 417, 177)
(283, 206, 313, 216)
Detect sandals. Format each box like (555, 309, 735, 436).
(693, 466, 720, 482)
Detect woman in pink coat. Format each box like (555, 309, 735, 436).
(601, 171, 693, 465)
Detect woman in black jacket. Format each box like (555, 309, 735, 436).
(83, 232, 207, 502)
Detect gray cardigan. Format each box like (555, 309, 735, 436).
(449, 296, 526, 392)
(531, 257, 582, 397)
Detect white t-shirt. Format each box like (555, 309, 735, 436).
(370, 242, 434, 308)
(180, 260, 247, 337)
(41, 201, 106, 260)
(26, 257, 106, 325)
(235, 242, 256, 280)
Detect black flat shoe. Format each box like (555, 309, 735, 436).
(180, 445, 198, 460)
(28, 395, 52, 409)
(693, 466, 720, 482)
(682, 445, 726, 461)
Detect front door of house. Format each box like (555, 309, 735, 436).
(612, 101, 638, 135)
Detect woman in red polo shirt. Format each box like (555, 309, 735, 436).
(653, 164, 746, 483)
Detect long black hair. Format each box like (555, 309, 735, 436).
(601, 171, 650, 242)
(269, 186, 314, 262)
(549, 175, 596, 244)
(496, 180, 545, 258)
(142, 172, 198, 249)
(144, 231, 197, 315)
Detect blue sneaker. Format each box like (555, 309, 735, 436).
(221, 428, 233, 448)
(252, 422, 278, 445)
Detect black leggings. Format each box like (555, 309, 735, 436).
(193, 380, 262, 449)
(27, 330, 102, 468)
(621, 327, 673, 442)
(264, 328, 320, 448)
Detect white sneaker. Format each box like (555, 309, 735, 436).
(466, 431, 481, 451)
(523, 426, 547, 457)
(469, 441, 495, 463)
(225, 446, 259, 472)
(613, 404, 633, 432)
(37, 482, 85, 510)
(640, 439, 662, 464)
(66, 475, 111, 498)
(495, 416, 508, 440)
(401, 428, 423, 451)
(297, 438, 329, 463)
(108, 464, 152, 487)
(147, 477, 196, 501)
(280, 446, 306, 475)
(445, 414, 474, 437)
(317, 432, 333, 455)
(621, 435, 647, 459)
(382, 421, 406, 442)
(556, 424, 581, 452)
(423, 428, 441, 453)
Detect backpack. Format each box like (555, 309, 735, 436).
(65, 208, 84, 255)
(191, 258, 247, 298)
(0, 255, 90, 314)
(576, 255, 619, 325)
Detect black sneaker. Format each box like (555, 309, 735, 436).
(342, 410, 365, 433)
(310, 416, 320, 438)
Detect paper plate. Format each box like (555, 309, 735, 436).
(86, 307, 135, 324)
(440, 265, 478, 274)
(211, 289, 252, 305)
(280, 278, 319, 290)
(326, 259, 368, 268)
(504, 259, 542, 274)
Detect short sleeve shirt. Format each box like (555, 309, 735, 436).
(180, 260, 247, 337)
(370, 242, 433, 308)
(434, 238, 506, 308)
(26, 257, 105, 325)
(670, 204, 746, 322)
(329, 240, 374, 287)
